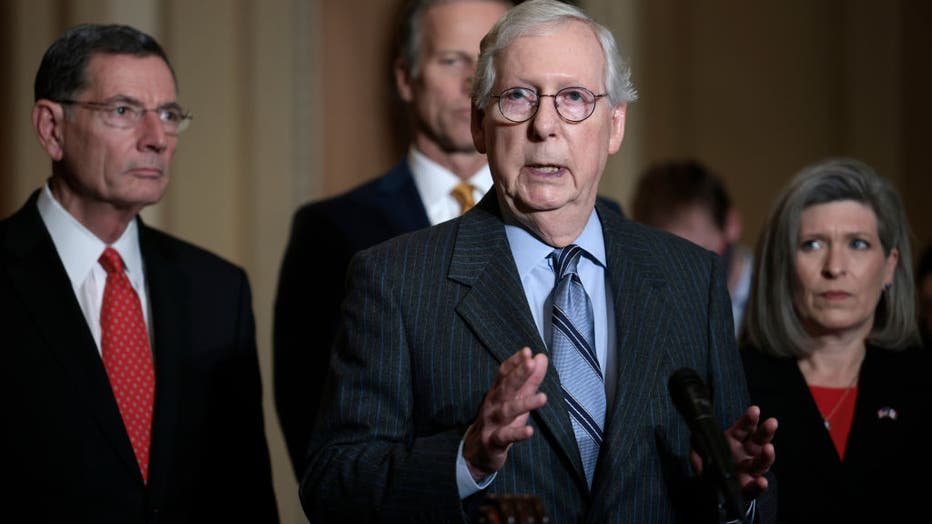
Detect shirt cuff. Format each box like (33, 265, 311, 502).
(456, 438, 497, 499)
(724, 499, 756, 524)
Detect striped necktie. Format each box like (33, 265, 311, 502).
(550, 244, 605, 487)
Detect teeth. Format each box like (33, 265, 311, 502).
(533, 165, 560, 173)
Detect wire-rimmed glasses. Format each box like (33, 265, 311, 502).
(492, 86, 607, 123)
(57, 98, 193, 134)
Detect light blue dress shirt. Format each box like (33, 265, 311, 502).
(457, 209, 617, 497)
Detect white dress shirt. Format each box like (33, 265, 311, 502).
(36, 183, 151, 354)
(408, 147, 493, 225)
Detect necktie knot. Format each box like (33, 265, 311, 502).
(451, 182, 476, 214)
(99, 247, 125, 275)
(552, 244, 584, 282)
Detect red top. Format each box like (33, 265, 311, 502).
(810, 385, 858, 460)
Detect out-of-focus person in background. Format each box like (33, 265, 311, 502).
(916, 241, 932, 347)
(300, 1, 776, 522)
(740, 157, 928, 524)
(273, 0, 512, 480)
(0, 23, 278, 522)
(632, 159, 754, 333)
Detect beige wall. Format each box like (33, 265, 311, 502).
(2, 1, 930, 523)
(627, 0, 932, 252)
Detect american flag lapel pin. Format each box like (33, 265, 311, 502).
(877, 407, 898, 420)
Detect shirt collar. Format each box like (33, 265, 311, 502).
(407, 146, 493, 204)
(505, 208, 606, 278)
(37, 182, 145, 289)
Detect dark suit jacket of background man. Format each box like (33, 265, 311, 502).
(273, 159, 431, 475)
(1, 192, 279, 523)
(301, 193, 761, 523)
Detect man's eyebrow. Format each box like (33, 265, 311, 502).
(98, 94, 144, 106)
(99, 95, 183, 110)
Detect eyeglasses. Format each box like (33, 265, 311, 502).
(492, 86, 607, 123)
(56, 99, 193, 134)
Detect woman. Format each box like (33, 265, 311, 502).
(740, 157, 928, 523)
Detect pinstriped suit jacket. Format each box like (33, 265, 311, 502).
(301, 192, 761, 523)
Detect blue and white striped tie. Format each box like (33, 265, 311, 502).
(550, 244, 605, 487)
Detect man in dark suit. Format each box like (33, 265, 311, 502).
(273, 0, 511, 477)
(0, 24, 278, 522)
(300, 1, 777, 522)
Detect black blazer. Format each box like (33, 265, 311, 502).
(742, 346, 931, 523)
(0, 192, 279, 523)
(300, 193, 764, 523)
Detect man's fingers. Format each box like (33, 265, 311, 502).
(749, 417, 778, 446)
(502, 392, 547, 420)
(487, 419, 536, 450)
(495, 349, 548, 404)
(495, 348, 536, 394)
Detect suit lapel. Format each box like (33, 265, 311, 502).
(375, 160, 431, 231)
(449, 195, 588, 488)
(2, 195, 143, 482)
(137, 222, 190, 497)
(591, 203, 670, 491)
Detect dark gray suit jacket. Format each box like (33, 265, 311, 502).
(301, 192, 759, 523)
(0, 192, 278, 523)
(275, 161, 626, 479)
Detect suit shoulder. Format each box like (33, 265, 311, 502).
(141, 226, 246, 278)
(292, 162, 411, 220)
(620, 218, 718, 268)
(595, 194, 625, 217)
(866, 345, 932, 381)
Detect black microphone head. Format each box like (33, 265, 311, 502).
(668, 367, 746, 520)
(668, 367, 713, 423)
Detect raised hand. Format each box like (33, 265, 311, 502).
(724, 405, 778, 501)
(463, 347, 549, 481)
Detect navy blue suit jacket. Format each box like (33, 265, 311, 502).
(273, 159, 431, 475)
(0, 192, 278, 523)
(300, 192, 764, 523)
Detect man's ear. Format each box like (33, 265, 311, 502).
(607, 103, 626, 154)
(33, 100, 65, 161)
(471, 104, 487, 154)
(394, 58, 415, 103)
(724, 208, 743, 245)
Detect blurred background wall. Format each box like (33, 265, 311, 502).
(1, 1, 929, 522)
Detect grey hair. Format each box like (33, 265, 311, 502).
(397, 0, 512, 79)
(740, 157, 920, 357)
(471, 0, 637, 109)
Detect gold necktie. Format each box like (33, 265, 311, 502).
(451, 182, 476, 215)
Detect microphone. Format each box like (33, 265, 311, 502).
(668, 367, 745, 522)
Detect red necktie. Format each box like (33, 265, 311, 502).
(99, 247, 155, 483)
